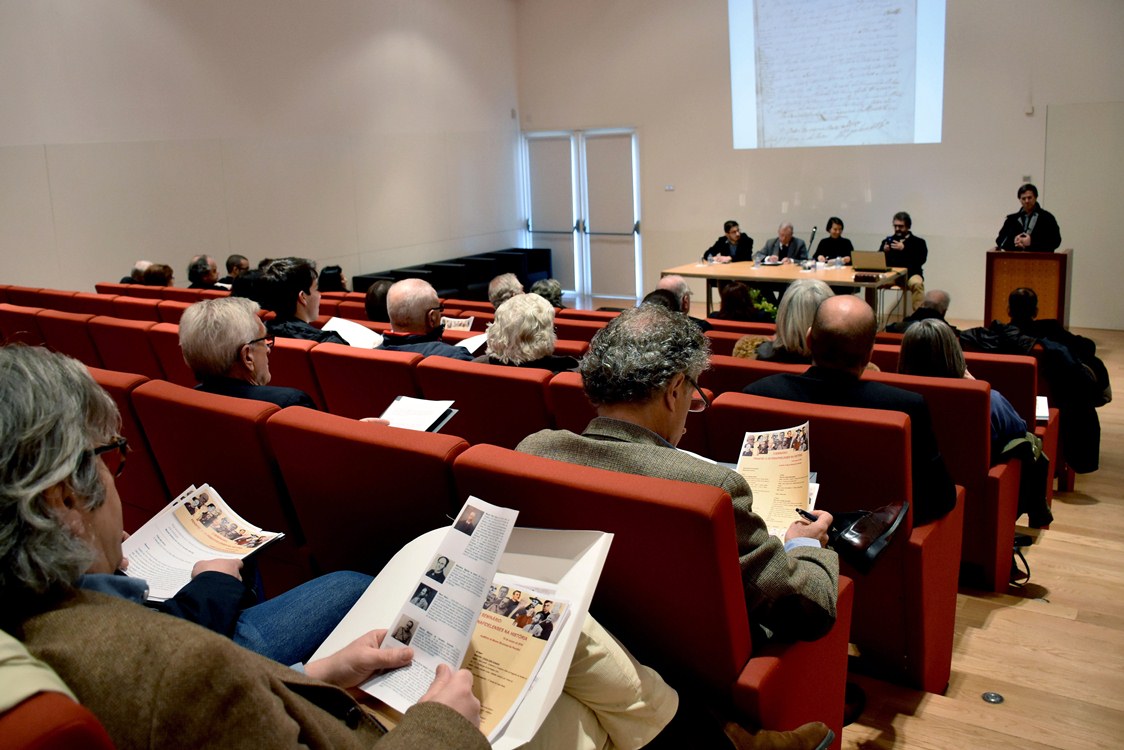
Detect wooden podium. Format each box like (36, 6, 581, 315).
(984, 249, 1072, 325)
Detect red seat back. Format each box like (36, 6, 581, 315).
(452, 444, 752, 691)
(0, 303, 45, 345)
(148, 323, 196, 388)
(267, 408, 468, 575)
(0, 691, 115, 750)
(31, 289, 79, 312)
(88, 368, 171, 532)
(415, 357, 553, 448)
(5, 286, 44, 306)
(156, 300, 192, 324)
(36, 310, 102, 367)
(553, 318, 604, 342)
(705, 319, 775, 335)
(69, 293, 117, 317)
(110, 296, 162, 322)
(963, 352, 1038, 425)
(555, 308, 620, 323)
(336, 300, 369, 320)
(94, 282, 133, 295)
(268, 338, 325, 409)
(309, 343, 421, 419)
(698, 354, 806, 396)
(87, 317, 164, 379)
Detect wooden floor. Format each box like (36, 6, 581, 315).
(841, 323, 1124, 750)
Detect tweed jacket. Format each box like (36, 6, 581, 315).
(517, 418, 839, 641)
(16, 591, 488, 750)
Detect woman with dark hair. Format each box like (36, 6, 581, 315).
(814, 217, 853, 265)
(318, 265, 348, 292)
(364, 279, 393, 323)
(141, 263, 175, 287)
(899, 318, 1026, 455)
(710, 281, 770, 322)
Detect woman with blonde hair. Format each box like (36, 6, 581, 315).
(741, 279, 834, 363)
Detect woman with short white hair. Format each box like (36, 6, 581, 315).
(475, 293, 578, 373)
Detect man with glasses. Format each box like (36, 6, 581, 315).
(517, 305, 838, 643)
(879, 211, 928, 312)
(180, 297, 317, 408)
(378, 278, 474, 361)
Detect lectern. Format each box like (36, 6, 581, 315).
(984, 249, 1072, 326)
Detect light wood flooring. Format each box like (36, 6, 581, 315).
(842, 323, 1124, 750)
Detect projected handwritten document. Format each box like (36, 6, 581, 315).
(730, 0, 945, 149)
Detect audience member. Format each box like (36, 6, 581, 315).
(518, 306, 840, 645)
(120, 260, 151, 284)
(710, 281, 769, 323)
(744, 296, 956, 525)
(141, 263, 174, 287)
(257, 258, 348, 345)
(488, 272, 523, 310)
(757, 222, 809, 264)
(180, 297, 316, 409)
(475, 294, 578, 373)
(187, 255, 220, 290)
(0, 345, 707, 750)
(364, 279, 393, 323)
(530, 278, 564, 308)
(655, 275, 711, 331)
(885, 289, 954, 334)
(379, 279, 473, 360)
(752, 280, 834, 364)
(814, 217, 853, 265)
(230, 268, 264, 300)
(703, 220, 754, 263)
(879, 212, 928, 312)
(995, 183, 1061, 252)
(899, 319, 1026, 453)
(318, 265, 348, 293)
(219, 254, 250, 285)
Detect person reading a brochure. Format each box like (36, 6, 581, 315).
(3, 345, 800, 750)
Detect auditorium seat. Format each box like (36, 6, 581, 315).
(0, 303, 46, 346)
(87, 316, 165, 379)
(36, 310, 102, 367)
(863, 370, 1020, 592)
(130, 380, 309, 594)
(110, 296, 162, 322)
(156, 299, 192, 324)
(336, 300, 368, 320)
(0, 691, 115, 750)
(266, 407, 468, 576)
(309, 343, 422, 419)
(707, 392, 964, 693)
(555, 308, 620, 323)
(197, 289, 229, 300)
(31, 288, 79, 312)
(69, 293, 117, 317)
(148, 323, 197, 388)
(5, 286, 44, 307)
(88, 368, 171, 532)
(415, 357, 553, 448)
(697, 354, 805, 396)
(452, 444, 853, 747)
(440, 297, 495, 314)
(160, 287, 205, 303)
(553, 318, 605, 342)
(268, 338, 325, 409)
(121, 285, 165, 300)
(704, 319, 775, 336)
(94, 282, 132, 295)
(705, 329, 749, 357)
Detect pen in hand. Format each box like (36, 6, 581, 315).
(795, 507, 819, 523)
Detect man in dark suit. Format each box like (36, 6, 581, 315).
(702, 219, 755, 263)
(756, 222, 809, 264)
(744, 296, 956, 525)
(994, 183, 1061, 252)
(180, 296, 317, 409)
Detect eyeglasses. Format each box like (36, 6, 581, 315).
(686, 375, 711, 413)
(892, 223, 907, 231)
(89, 436, 129, 478)
(246, 335, 275, 351)
(427, 304, 445, 315)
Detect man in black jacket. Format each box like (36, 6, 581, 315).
(994, 183, 1061, 252)
(703, 219, 755, 263)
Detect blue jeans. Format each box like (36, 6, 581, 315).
(234, 570, 372, 666)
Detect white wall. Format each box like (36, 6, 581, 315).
(514, 0, 1124, 328)
(0, 0, 524, 290)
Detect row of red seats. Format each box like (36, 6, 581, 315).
(85, 370, 856, 746)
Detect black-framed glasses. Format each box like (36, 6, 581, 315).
(89, 436, 129, 478)
(246, 335, 275, 351)
(686, 375, 711, 413)
(427, 304, 445, 315)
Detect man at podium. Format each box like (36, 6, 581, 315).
(994, 183, 1061, 252)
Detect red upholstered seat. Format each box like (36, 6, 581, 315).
(122, 285, 165, 299)
(266, 407, 468, 575)
(553, 318, 605, 342)
(0, 691, 115, 750)
(156, 299, 192, 324)
(94, 282, 132, 295)
(440, 297, 495, 314)
(87, 368, 171, 532)
(415, 357, 553, 448)
(36, 310, 102, 367)
(5, 286, 45, 306)
(708, 392, 964, 694)
(452, 444, 853, 746)
(110, 296, 162, 322)
(862, 370, 1019, 593)
(68, 293, 117, 317)
(555, 308, 620, 323)
(88, 316, 165, 379)
(268, 338, 325, 409)
(705, 319, 776, 335)
(159, 287, 204, 303)
(130, 380, 310, 594)
(0, 303, 45, 346)
(30, 289, 79, 312)
(697, 354, 806, 396)
(336, 300, 369, 320)
(309, 343, 422, 419)
(148, 323, 196, 388)
(867, 343, 901, 371)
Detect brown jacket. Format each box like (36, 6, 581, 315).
(517, 417, 839, 641)
(16, 591, 488, 750)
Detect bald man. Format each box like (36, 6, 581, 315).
(378, 278, 473, 360)
(654, 275, 711, 332)
(744, 296, 956, 525)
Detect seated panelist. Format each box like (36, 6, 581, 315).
(756, 222, 809, 265)
(702, 220, 755, 263)
(815, 217, 853, 265)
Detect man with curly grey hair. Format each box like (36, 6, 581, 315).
(518, 305, 839, 642)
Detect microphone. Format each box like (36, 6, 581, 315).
(808, 225, 817, 250)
